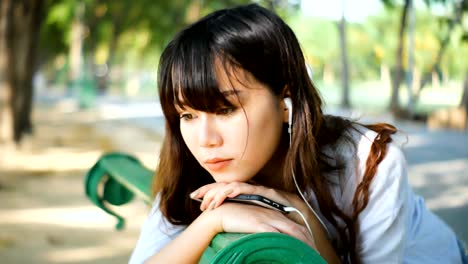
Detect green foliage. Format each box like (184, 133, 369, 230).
(289, 15, 339, 79)
(40, 0, 75, 59)
(38, 0, 467, 95)
(39, 0, 299, 76)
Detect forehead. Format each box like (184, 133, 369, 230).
(174, 61, 261, 109)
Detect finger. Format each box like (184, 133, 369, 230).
(211, 188, 235, 209)
(207, 199, 217, 210)
(224, 184, 291, 208)
(224, 182, 259, 198)
(200, 184, 228, 210)
(208, 182, 258, 209)
(201, 182, 250, 210)
(190, 183, 217, 199)
(190, 183, 225, 210)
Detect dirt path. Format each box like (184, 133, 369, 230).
(0, 106, 161, 264)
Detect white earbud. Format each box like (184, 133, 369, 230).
(283, 97, 292, 133)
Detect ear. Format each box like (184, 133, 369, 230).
(281, 86, 291, 124)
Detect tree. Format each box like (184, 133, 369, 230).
(0, 0, 45, 143)
(69, 1, 85, 93)
(415, 0, 466, 97)
(456, 1, 468, 115)
(382, 0, 410, 113)
(337, 0, 351, 108)
(460, 74, 468, 114)
(405, 0, 416, 116)
(382, 0, 467, 116)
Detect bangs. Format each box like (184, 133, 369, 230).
(158, 7, 259, 124)
(168, 29, 235, 116)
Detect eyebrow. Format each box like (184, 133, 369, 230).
(221, 89, 242, 97)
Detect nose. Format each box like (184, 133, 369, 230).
(198, 114, 222, 148)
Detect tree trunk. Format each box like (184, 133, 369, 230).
(0, 0, 14, 142)
(389, 0, 410, 112)
(0, 0, 44, 143)
(460, 74, 468, 114)
(338, 0, 350, 108)
(84, 1, 102, 94)
(69, 1, 85, 95)
(99, 1, 132, 94)
(100, 17, 123, 93)
(405, 0, 415, 116)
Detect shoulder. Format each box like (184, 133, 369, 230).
(347, 125, 410, 262)
(330, 123, 407, 184)
(129, 196, 185, 264)
(352, 123, 409, 203)
(346, 124, 407, 182)
(324, 123, 409, 212)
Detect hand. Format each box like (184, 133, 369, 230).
(191, 182, 317, 247)
(191, 182, 307, 225)
(194, 182, 340, 263)
(190, 182, 294, 212)
(206, 202, 317, 250)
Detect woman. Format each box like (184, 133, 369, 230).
(130, 4, 465, 264)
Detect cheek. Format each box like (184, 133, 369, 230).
(179, 124, 189, 146)
(242, 108, 283, 164)
(180, 124, 199, 158)
(248, 101, 283, 143)
(249, 121, 282, 155)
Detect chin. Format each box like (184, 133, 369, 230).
(212, 172, 252, 183)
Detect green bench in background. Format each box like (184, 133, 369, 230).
(85, 152, 325, 264)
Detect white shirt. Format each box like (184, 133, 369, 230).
(316, 125, 461, 263)
(129, 198, 185, 264)
(129, 125, 462, 264)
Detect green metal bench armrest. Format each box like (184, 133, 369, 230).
(85, 152, 154, 230)
(84, 152, 325, 263)
(201, 232, 325, 263)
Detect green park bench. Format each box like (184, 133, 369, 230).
(85, 152, 325, 263)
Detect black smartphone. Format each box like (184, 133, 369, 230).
(227, 194, 289, 213)
(191, 194, 288, 213)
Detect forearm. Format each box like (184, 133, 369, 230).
(144, 211, 219, 264)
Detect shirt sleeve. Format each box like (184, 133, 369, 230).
(128, 198, 185, 264)
(356, 142, 409, 263)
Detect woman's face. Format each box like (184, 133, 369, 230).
(177, 66, 285, 183)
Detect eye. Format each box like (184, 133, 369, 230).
(180, 113, 194, 121)
(216, 107, 235, 116)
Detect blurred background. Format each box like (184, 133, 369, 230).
(0, 0, 467, 263)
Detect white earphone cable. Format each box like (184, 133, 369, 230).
(288, 116, 331, 238)
(284, 206, 318, 250)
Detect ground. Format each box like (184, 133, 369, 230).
(0, 99, 466, 263)
(0, 104, 161, 264)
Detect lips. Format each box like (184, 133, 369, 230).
(204, 158, 232, 171)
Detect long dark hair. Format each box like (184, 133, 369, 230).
(153, 4, 396, 263)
